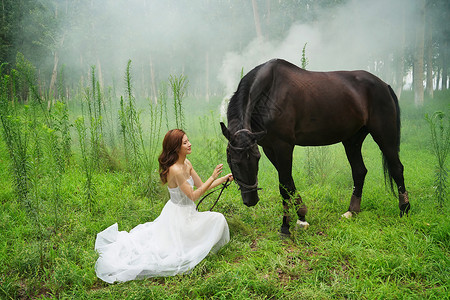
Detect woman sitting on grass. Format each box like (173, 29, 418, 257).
(95, 129, 233, 283)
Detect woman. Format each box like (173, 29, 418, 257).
(94, 129, 232, 283)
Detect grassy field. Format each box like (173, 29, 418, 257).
(0, 90, 449, 299)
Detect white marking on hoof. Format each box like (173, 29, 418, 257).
(296, 220, 310, 229)
(341, 211, 353, 219)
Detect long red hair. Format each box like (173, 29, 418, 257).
(158, 129, 186, 184)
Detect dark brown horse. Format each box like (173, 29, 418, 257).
(220, 59, 410, 235)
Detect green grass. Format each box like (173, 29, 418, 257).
(0, 92, 449, 299)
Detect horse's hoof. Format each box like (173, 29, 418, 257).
(296, 220, 309, 229)
(279, 231, 290, 239)
(399, 202, 411, 217)
(280, 225, 290, 236)
(341, 211, 353, 219)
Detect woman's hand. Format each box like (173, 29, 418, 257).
(211, 164, 224, 180)
(223, 173, 233, 183)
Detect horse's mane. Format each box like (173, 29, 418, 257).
(227, 59, 302, 133)
(227, 63, 265, 131)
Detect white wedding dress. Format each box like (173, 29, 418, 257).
(95, 177, 230, 283)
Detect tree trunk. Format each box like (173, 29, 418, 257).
(205, 51, 209, 102)
(425, 7, 433, 98)
(97, 57, 103, 89)
(137, 62, 145, 99)
(394, 56, 404, 99)
(1, 0, 5, 22)
(413, 0, 425, 106)
(251, 0, 263, 40)
(393, 5, 406, 99)
(442, 40, 448, 90)
(48, 50, 59, 108)
(436, 65, 441, 90)
(149, 56, 157, 104)
(47, 3, 65, 108)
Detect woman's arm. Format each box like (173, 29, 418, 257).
(188, 160, 234, 191)
(173, 164, 224, 202)
(209, 173, 233, 189)
(187, 159, 233, 190)
(187, 159, 204, 188)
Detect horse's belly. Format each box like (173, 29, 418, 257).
(295, 123, 363, 146)
(296, 136, 344, 146)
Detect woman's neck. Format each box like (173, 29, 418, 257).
(176, 154, 186, 165)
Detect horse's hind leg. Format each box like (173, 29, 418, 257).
(371, 130, 410, 216)
(379, 144, 409, 216)
(342, 130, 369, 218)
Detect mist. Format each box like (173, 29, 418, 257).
(219, 0, 418, 96)
(53, 0, 420, 100)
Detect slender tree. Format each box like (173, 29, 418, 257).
(413, 0, 426, 106)
(251, 0, 263, 40)
(425, 4, 433, 98)
(430, 0, 450, 90)
(442, 42, 448, 90)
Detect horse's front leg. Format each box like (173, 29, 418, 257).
(280, 183, 309, 234)
(263, 144, 308, 235)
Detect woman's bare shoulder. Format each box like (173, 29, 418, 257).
(185, 159, 193, 168)
(168, 164, 183, 178)
(169, 163, 192, 184)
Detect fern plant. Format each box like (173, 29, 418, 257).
(426, 111, 449, 208)
(120, 60, 142, 173)
(301, 42, 309, 69)
(169, 74, 188, 129)
(119, 60, 164, 196)
(75, 116, 97, 212)
(0, 68, 31, 202)
(159, 81, 170, 131)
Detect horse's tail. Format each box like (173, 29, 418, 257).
(382, 85, 401, 196)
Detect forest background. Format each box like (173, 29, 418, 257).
(0, 0, 449, 299)
(1, 0, 449, 104)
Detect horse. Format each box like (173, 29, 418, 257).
(220, 58, 410, 235)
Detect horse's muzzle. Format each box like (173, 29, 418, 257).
(242, 190, 260, 207)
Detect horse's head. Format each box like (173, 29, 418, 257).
(220, 122, 265, 207)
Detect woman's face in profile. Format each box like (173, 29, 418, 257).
(179, 134, 192, 156)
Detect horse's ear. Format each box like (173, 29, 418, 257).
(251, 130, 266, 141)
(220, 122, 230, 140)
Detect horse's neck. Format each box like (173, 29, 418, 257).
(228, 102, 248, 131)
(232, 110, 258, 133)
(228, 85, 258, 132)
(228, 119, 245, 134)
(243, 100, 256, 130)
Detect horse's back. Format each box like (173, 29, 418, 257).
(250, 59, 397, 146)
